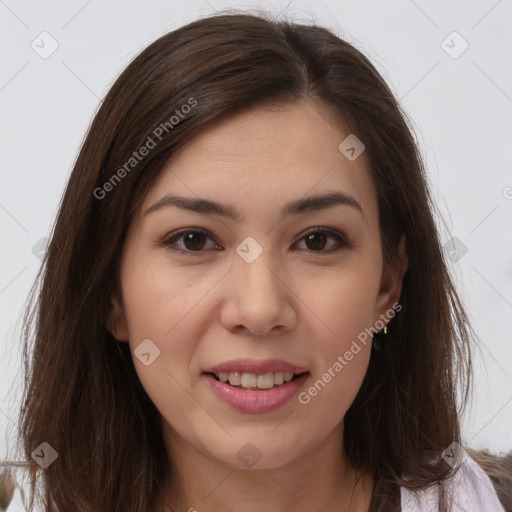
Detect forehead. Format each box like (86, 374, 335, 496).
(140, 100, 377, 222)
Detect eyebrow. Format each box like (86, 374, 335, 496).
(145, 191, 364, 219)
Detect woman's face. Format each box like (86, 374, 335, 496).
(110, 100, 406, 470)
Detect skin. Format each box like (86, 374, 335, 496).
(109, 99, 408, 512)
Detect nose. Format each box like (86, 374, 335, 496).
(219, 251, 298, 337)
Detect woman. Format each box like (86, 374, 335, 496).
(5, 12, 511, 512)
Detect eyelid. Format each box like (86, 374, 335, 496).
(160, 227, 220, 255)
(298, 226, 350, 246)
(160, 226, 351, 255)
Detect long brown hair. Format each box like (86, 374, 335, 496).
(7, 11, 508, 511)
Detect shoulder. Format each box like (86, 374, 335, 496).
(400, 452, 506, 512)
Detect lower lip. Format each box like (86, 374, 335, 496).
(202, 373, 310, 413)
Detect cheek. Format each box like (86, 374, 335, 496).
(120, 253, 216, 341)
(299, 259, 381, 345)
(118, 256, 218, 399)
(294, 264, 379, 410)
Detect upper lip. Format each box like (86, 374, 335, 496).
(203, 358, 309, 376)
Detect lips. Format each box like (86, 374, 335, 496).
(202, 371, 310, 413)
(203, 358, 308, 376)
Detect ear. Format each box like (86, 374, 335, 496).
(107, 290, 129, 342)
(374, 234, 408, 321)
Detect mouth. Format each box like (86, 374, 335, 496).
(202, 369, 311, 413)
(204, 370, 310, 391)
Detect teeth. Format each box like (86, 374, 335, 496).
(241, 372, 258, 388)
(215, 371, 301, 389)
(274, 372, 285, 385)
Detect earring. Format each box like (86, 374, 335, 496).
(372, 325, 388, 351)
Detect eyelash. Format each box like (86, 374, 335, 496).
(160, 227, 351, 256)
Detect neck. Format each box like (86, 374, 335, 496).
(155, 424, 373, 512)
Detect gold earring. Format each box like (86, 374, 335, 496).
(383, 325, 388, 335)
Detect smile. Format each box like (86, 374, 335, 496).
(202, 371, 310, 413)
(209, 371, 306, 390)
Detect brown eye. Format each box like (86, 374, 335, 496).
(296, 228, 350, 253)
(162, 229, 218, 254)
(162, 227, 349, 256)
(304, 232, 328, 251)
(182, 232, 206, 251)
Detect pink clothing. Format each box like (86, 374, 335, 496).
(401, 453, 506, 511)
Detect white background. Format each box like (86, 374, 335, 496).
(1, 0, 511, 465)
